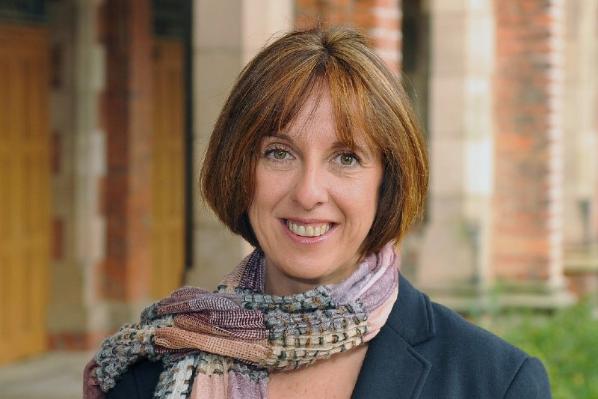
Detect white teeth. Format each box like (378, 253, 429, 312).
(287, 221, 331, 237)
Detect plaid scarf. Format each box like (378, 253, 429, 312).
(84, 243, 399, 399)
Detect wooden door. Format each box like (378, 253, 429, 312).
(0, 25, 50, 364)
(151, 39, 185, 298)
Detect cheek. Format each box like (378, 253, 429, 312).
(351, 172, 384, 227)
(338, 182, 380, 228)
(250, 166, 287, 219)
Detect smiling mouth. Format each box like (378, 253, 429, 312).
(284, 220, 333, 237)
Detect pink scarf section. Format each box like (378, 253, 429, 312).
(84, 243, 400, 399)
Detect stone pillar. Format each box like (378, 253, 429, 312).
(416, 0, 477, 307)
(492, 0, 570, 306)
(461, 0, 495, 299)
(561, 0, 598, 298)
(593, 3, 598, 252)
(47, 0, 108, 349)
(47, 0, 86, 350)
(187, 0, 293, 289)
(295, 0, 402, 73)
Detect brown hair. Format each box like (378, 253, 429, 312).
(200, 27, 428, 255)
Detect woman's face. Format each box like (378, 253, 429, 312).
(248, 89, 383, 295)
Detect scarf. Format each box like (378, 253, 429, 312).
(84, 242, 399, 399)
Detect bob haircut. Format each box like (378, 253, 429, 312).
(201, 27, 428, 256)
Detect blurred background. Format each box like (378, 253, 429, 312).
(0, 0, 596, 398)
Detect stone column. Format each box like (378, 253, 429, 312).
(47, 0, 88, 350)
(561, 0, 598, 297)
(416, 0, 477, 307)
(47, 0, 109, 349)
(462, 0, 495, 299)
(592, 3, 598, 253)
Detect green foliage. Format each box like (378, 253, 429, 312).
(479, 300, 598, 399)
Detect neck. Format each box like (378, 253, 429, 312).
(262, 256, 362, 296)
(264, 266, 321, 296)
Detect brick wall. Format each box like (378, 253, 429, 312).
(492, 0, 563, 284)
(295, 0, 402, 73)
(97, 0, 153, 302)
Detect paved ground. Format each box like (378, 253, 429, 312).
(0, 351, 90, 399)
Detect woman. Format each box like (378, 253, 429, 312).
(84, 27, 551, 399)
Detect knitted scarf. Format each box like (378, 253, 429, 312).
(84, 243, 399, 399)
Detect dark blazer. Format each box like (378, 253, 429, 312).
(107, 275, 552, 398)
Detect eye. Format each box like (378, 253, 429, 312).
(264, 147, 293, 161)
(335, 152, 360, 167)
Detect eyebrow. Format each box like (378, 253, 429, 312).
(266, 133, 374, 161)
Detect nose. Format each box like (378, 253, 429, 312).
(291, 163, 328, 210)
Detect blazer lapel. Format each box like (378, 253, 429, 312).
(352, 274, 435, 399)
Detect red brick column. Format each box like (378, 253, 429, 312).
(98, 0, 153, 301)
(492, 0, 563, 285)
(295, 0, 402, 73)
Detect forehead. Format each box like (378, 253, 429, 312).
(278, 87, 375, 151)
(285, 89, 333, 134)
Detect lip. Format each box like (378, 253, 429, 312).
(279, 218, 337, 244)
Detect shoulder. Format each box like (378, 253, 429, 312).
(428, 300, 526, 364)
(105, 360, 163, 399)
(386, 275, 551, 398)
(424, 301, 551, 398)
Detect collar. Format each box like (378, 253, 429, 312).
(352, 274, 435, 399)
(385, 273, 437, 345)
